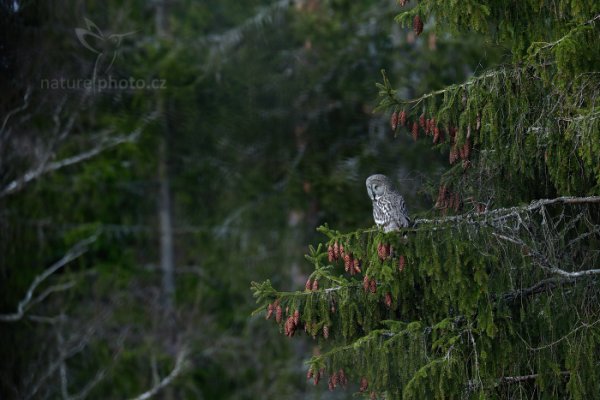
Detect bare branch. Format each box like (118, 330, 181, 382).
(499, 371, 570, 384)
(0, 234, 98, 322)
(514, 317, 600, 353)
(467, 371, 570, 391)
(0, 112, 158, 198)
(57, 330, 69, 399)
(26, 321, 99, 400)
(0, 86, 32, 139)
(492, 232, 600, 278)
(500, 276, 573, 303)
(2, 131, 116, 197)
(68, 324, 127, 400)
(128, 347, 189, 400)
(467, 327, 482, 390)
(413, 196, 600, 228)
(62, 326, 126, 400)
(67, 368, 107, 400)
(28, 281, 77, 309)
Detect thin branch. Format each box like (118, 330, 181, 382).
(492, 232, 600, 278)
(66, 329, 126, 400)
(28, 314, 68, 324)
(0, 112, 158, 198)
(26, 321, 99, 400)
(0, 86, 32, 139)
(532, 13, 600, 52)
(28, 281, 77, 309)
(516, 318, 600, 352)
(499, 371, 570, 384)
(57, 330, 69, 399)
(0, 234, 98, 322)
(467, 371, 570, 391)
(67, 368, 107, 400)
(467, 327, 482, 390)
(127, 347, 189, 400)
(413, 196, 600, 228)
(66, 326, 126, 400)
(381, 61, 548, 111)
(499, 277, 573, 303)
(276, 283, 361, 298)
(398, 67, 511, 106)
(2, 131, 116, 197)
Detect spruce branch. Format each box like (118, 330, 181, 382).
(377, 63, 553, 111)
(326, 196, 600, 236)
(529, 13, 600, 55)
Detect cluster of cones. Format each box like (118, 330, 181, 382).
(305, 277, 319, 291)
(306, 368, 348, 391)
(307, 369, 378, 398)
(363, 275, 378, 294)
(265, 300, 282, 322)
(328, 241, 362, 275)
(378, 242, 407, 272)
(436, 186, 488, 214)
(266, 301, 302, 337)
(284, 309, 300, 337)
(391, 110, 478, 170)
(390, 111, 449, 146)
(434, 185, 462, 213)
(448, 129, 472, 169)
(267, 300, 336, 340)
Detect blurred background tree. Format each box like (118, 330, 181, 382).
(0, 0, 499, 398)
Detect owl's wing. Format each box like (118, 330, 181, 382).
(390, 192, 410, 228)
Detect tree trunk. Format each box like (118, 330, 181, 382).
(158, 135, 175, 312)
(155, 4, 176, 399)
(155, 0, 174, 312)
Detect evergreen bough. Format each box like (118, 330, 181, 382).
(253, 2, 599, 399)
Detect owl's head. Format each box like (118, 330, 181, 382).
(366, 174, 393, 201)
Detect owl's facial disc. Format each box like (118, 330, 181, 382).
(373, 183, 385, 199)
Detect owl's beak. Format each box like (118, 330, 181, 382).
(369, 188, 375, 201)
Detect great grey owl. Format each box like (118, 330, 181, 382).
(366, 174, 410, 232)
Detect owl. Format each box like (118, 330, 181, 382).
(366, 174, 410, 232)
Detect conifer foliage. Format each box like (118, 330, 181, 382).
(253, 2, 599, 399)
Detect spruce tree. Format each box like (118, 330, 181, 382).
(252, 2, 600, 399)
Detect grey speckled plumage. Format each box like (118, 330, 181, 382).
(366, 174, 410, 232)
